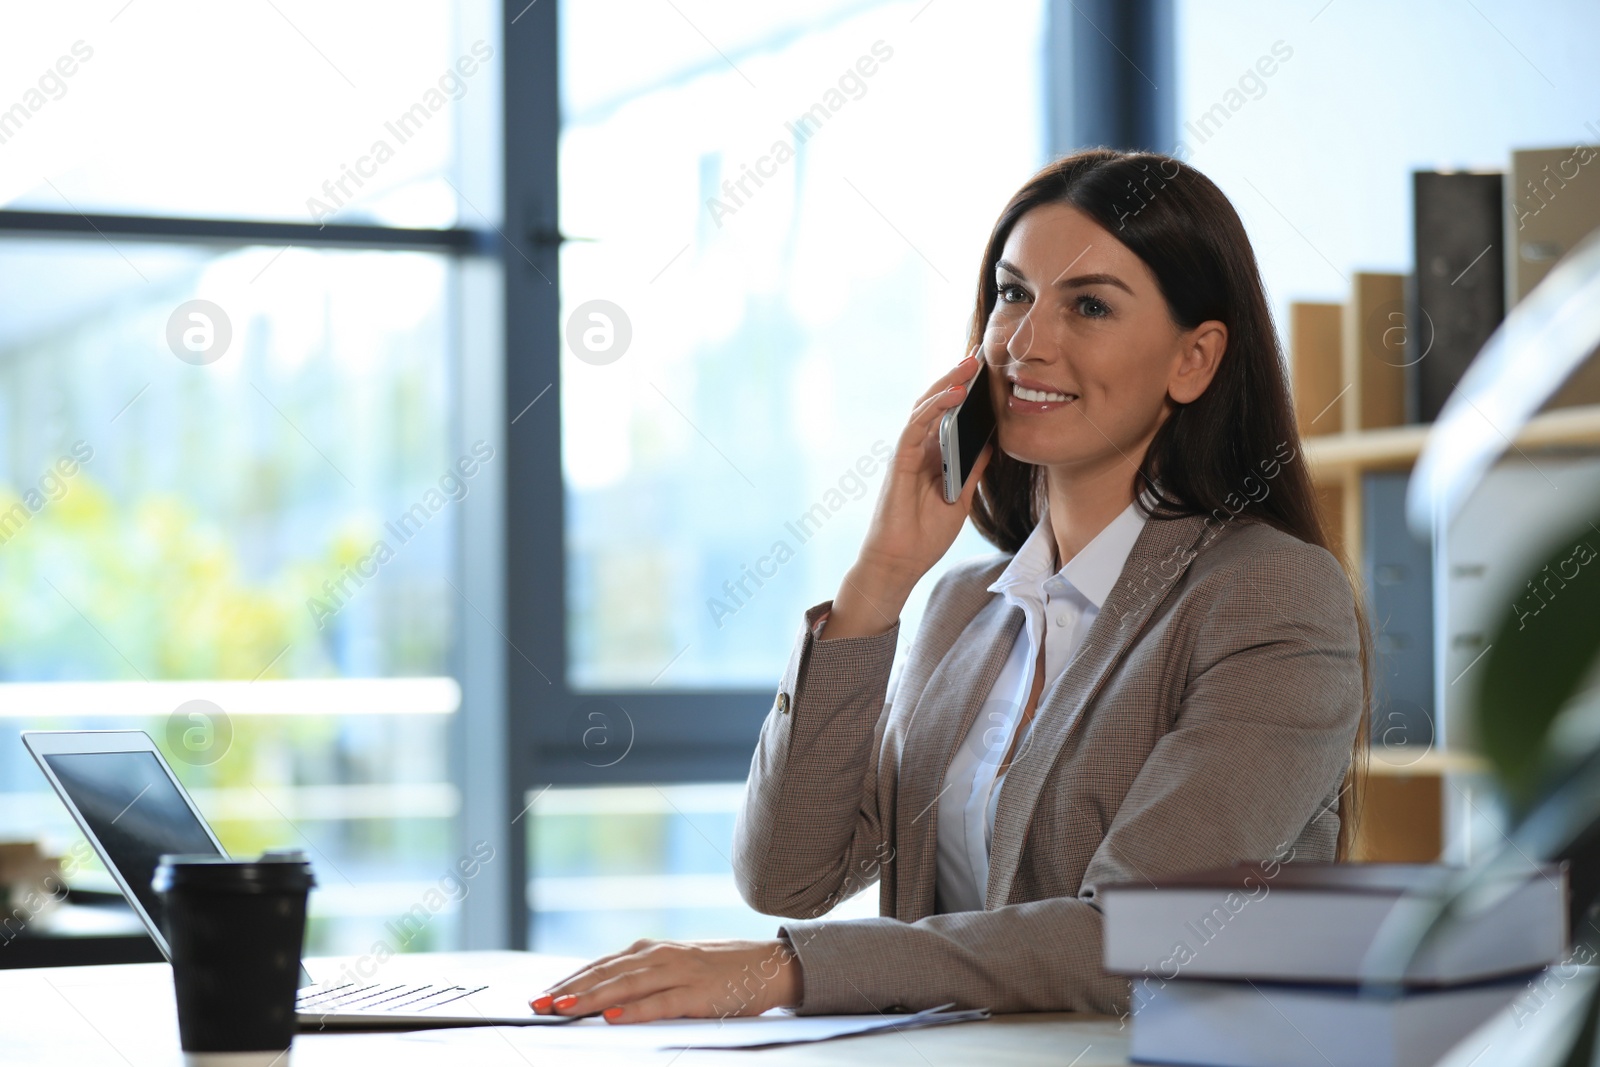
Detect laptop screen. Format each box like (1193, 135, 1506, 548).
(42, 750, 222, 936)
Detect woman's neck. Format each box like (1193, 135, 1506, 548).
(1042, 462, 1141, 568)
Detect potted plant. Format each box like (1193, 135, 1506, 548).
(1378, 227, 1600, 1065)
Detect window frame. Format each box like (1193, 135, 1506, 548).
(503, 0, 1172, 949)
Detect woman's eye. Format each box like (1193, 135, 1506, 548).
(996, 283, 1028, 304)
(1075, 294, 1111, 318)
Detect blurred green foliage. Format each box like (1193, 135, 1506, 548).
(0, 474, 322, 680)
(1478, 505, 1600, 815)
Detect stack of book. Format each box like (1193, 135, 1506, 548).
(1102, 862, 1568, 1067)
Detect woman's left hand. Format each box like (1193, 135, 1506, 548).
(530, 938, 803, 1023)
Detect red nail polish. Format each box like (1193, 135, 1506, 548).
(553, 995, 579, 1012)
(531, 995, 553, 1012)
(603, 1007, 624, 1021)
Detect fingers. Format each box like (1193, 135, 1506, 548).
(912, 346, 981, 407)
(546, 963, 670, 1018)
(540, 957, 624, 1000)
(900, 376, 971, 454)
(534, 942, 659, 1013)
(605, 987, 730, 1025)
(544, 940, 650, 991)
(533, 939, 797, 1023)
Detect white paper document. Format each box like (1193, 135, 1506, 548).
(656, 1004, 991, 1049)
(399, 1003, 990, 1051)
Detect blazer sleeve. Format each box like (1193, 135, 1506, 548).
(731, 600, 904, 919)
(772, 543, 1363, 1017)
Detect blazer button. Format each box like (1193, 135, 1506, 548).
(775, 692, 790, 715)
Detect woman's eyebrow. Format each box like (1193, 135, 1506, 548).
(994, 259, 1028, 282)
(994, 259, 1134, 296)
(1057, 271, 1134, 295)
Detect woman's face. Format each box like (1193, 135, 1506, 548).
(982, 201, 1225, 473)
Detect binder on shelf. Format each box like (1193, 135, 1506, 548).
(1343, 272, 1409, 431)
(1408, 171, 1504, 424)
(1506, 146, 1600, 409)
(1362, 470, 1435, 751)
(1290, 302, 1345, 437)
(1508, 146, 1600, 302)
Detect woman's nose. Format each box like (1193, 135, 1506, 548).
(1004, 310, 1044, 362)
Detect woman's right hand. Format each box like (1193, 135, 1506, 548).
(823, 348, 994, 639)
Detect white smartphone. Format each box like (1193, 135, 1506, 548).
(938, 362, 996, 504)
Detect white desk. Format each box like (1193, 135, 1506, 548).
(1, 951, 1131, 1066)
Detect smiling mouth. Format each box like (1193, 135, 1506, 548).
(1010, 382, 1077, 403)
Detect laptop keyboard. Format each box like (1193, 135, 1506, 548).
(296, 982, 492, 1015)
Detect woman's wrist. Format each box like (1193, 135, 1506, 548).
(770, 936, 803, 1009)
(822, 560, 916, 640)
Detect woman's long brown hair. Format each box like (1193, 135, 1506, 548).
(965, 148, 1373, 860)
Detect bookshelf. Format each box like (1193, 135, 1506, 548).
(1366, 747, 1487, 777)
(1350, 745, 1488, 863)
(1300, 401, 1600, 863)
(1304, 402, 1600, 472)
(1280, 145, 1600, 867)
(1302, 401, 1600, 567)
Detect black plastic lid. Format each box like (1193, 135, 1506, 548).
(152, 850, 316, 894)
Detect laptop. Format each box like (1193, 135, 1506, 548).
(22, 729, 580, 1030)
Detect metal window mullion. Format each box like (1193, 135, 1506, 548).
(502, 0, 563, 952)
(0, 209, 494, 255)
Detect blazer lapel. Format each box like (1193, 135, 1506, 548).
(984, 513, 1214, 908)
(892, 594, 1022, 921)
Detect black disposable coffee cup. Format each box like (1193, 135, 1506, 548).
(152, 850, 316, 1060)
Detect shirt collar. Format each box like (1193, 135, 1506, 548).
(988, 488, 1153, 611)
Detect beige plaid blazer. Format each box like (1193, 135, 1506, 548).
(732, 511, 1363, 1016)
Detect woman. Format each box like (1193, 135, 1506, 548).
(532, 148, 1373, 1023)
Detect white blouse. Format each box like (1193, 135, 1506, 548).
(932, 498, 1149, 913)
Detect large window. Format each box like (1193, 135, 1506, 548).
(560, 0, 1048, 690)
(1, 2, 500, 956)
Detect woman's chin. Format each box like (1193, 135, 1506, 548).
(1000, 449, 1077, 469)
(996, 431, 1081, 469)
(1001, 442, 1129, 475)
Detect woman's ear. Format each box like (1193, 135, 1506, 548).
(1168, 320, 1227, 405)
